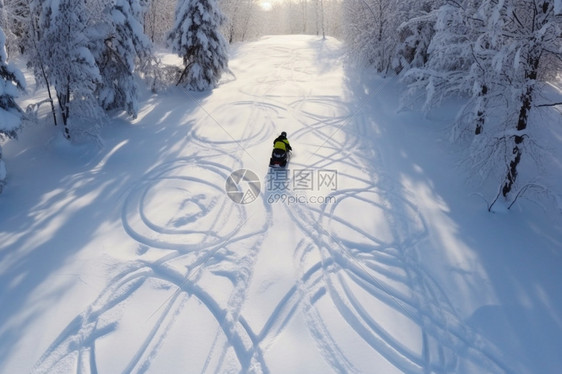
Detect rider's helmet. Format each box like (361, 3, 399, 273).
(281, 131, 287, 137)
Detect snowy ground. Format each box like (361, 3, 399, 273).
(1, 35, 562, 374)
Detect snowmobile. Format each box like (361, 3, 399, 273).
(269, 149, 290, 168)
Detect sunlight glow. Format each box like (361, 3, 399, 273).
(259, 1, 273, 11)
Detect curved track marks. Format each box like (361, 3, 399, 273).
(34, 38, 513, 374)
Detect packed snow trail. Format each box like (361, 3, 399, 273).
(31, 36, 520, 373)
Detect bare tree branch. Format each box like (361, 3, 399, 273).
(536, 102, 562, 107)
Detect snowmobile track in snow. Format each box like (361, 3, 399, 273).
(33, 37, 517, 374)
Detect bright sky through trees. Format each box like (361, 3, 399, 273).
(259, 1, 273, 11)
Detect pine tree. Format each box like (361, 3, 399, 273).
(94, 0, 153, 118)
(167, 0, 229, 91)
(0, 26, 25, 192)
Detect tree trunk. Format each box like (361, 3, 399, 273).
(57, 81, 71, 139)
(30, 17, 58, 127)
(475, 84, 487, 135)
(319, 0, 326, 40)
(501, 57, 539, 197)
(501, 0, 552, 199)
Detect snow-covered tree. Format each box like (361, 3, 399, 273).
(0, 26, 25, 192)
(0, 1, 13, 56)
(403, 2, 476, 109)
(494, 0, 562, 200)
(144, 0, 175, 44)
(404, 0, 562, 208)
(0, 0, 30, 57)
(220, 0, 262, 43)
(167, 0, 229, 90)
(395, 0, 441, 73)
(93, 0, 154, 118)
(32, 0, 102, 140)
(343, 0, 415, 73)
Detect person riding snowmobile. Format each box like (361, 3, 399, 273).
(273, 131, 292, 152)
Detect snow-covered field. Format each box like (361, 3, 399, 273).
(1, 35, 561, 373)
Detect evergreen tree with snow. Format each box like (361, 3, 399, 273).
(167, 0, 229, 91)
(0, 26, 25, 192)
(32, 0, 102, 140)
(93, 0, 154, 118)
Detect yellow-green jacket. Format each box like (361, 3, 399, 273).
(273, 136, 292, 152)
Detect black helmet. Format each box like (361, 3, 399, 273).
(281, 131, 287, 137)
